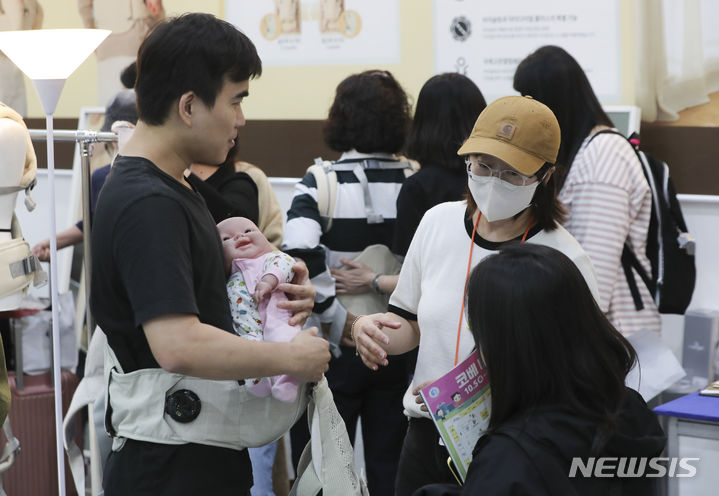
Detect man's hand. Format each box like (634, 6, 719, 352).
(287, 328, 330, 382)
(277, 260, 315, 326)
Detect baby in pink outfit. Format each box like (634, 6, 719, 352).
(217, 217, 300, 402)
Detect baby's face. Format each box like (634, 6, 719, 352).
(218, 217, 272, 270)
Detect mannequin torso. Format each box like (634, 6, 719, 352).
(0, 117, 28, 310)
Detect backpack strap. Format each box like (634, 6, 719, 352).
(307, 158, 339, 233)
(307, 158, 414, 232)
(587, 128, 626, 143)
(588, 130, 653, 312)
(621, 242, 656, 311)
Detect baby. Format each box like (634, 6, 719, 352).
(217, 217, 300, 402)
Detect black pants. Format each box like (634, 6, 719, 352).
(394, 417, 459, 496)
(290, 346, 410, 496)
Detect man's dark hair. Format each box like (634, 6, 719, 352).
(135, 13, 262, 126)
(513, 45, 613, 191)
(466, 244, 637, 453)
(406, 73, 486, 173)
(323, 70, 410, 154)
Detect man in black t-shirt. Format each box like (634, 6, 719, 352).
(90, 14, 330, 496)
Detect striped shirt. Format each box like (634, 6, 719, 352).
(560, 127, 661, 336)
(282, 151, 408, 353)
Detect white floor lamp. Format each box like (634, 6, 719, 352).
(0, 28, 110, 496)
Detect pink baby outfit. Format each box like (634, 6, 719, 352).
(228, 251, 300, 402)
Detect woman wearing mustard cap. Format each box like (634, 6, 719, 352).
(352, 95, 600, 495)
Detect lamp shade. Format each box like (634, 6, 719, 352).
(0, 29, 110, 80)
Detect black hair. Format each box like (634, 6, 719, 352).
(135, 13, 262, 126)
(120, 60, 137, 89)
(466, 243, 637, 452)
(101, 89, 138, 132)
(513, 45, 613, 191)
(405, 73, 486, 173)
(323, 70, 411, 154)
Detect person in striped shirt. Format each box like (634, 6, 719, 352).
(283, 70, 413, 496)
(514, 45, 661, 337)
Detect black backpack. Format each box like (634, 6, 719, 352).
(588, 130, 696, 314)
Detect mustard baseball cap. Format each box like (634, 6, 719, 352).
(457, 95, 560, 176)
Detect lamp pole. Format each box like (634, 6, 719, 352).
(0, 29, 110, 496)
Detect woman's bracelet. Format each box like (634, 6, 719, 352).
(371, 273, 382, 294)
(350, 315, 364, 355)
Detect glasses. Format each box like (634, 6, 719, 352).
(465, 159, 538, 186)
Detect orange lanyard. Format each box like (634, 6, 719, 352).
(453, 212, 533, 366)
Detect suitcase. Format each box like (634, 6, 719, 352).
(0, 371, 81, 496)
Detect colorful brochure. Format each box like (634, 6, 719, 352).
(419, 350, 491, 481)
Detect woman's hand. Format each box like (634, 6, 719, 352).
(412, 379, 435, 413)
(353, 314, 402, 371)
(277, 260, 315, 327)
(340, 312, 357, 347)
(331, 259, 375, 294)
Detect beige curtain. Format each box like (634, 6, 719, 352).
(636, 0, 719, 121)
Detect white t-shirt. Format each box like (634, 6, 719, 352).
(389, 201, 599, 418)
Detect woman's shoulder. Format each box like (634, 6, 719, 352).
(532, 223, 584, 255)
(405, 201, 467, 247)
(422, 200, 467, 221)
(567, 129, 644, 189)
(532, 225, 599, 297)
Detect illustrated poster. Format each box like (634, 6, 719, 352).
(434, 0, 621, 103)
(420, 350, 491, 481)
(226, 0, 400, 66)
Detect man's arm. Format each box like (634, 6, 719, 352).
(143, 314, 329, 382)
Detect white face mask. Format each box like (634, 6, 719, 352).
(467, 175, 539, 222)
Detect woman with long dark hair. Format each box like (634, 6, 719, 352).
(416, 243, 665, 495)
(513, 45, 660, 337)
(393, 73, 486, 256)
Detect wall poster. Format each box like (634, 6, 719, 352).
(434, 0, 621, 104)
(226, 0, 400, 66)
